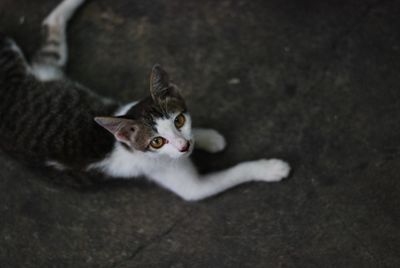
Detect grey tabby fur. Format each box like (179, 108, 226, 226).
(0, 0, 291, 198)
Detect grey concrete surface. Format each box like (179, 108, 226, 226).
(1, 0, 400, 267)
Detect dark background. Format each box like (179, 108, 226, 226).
(1, 0, 400, 267)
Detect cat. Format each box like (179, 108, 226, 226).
(0, 0, 290, 201)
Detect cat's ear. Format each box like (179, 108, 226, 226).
(150, 64, 181, 103)
(94, 117, 139, 145)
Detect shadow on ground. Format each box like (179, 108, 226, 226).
(0, 0, 400, 267)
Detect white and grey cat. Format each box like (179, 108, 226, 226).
(0, 0, 290, 201)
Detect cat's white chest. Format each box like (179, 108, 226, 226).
(87, 143, 155, 178)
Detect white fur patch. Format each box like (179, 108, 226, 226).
(243, 159, 291, 182)
(192, 128, 226, 153)
(114, 101, 138, 116)
(32, 64, 64, 81)
(87, 143, 164, 178)
(45, 160, 68, 171)
(144, 158, 290, 201)
(44, 0, 86, 26)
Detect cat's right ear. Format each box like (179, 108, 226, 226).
(150, 64, 182, 102)
(94, 117, 138, 146)
(150, 64, 170, 100)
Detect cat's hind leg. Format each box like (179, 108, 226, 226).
(0, 34, 30, 80)
(31, 0, 85, 82)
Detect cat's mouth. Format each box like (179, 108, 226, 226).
(179, 141, 191, 153)
(180, 140, 194, 155)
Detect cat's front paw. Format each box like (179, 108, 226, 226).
(250, 159, 291, 182)
(206, 130, 226, 153)
(195, 129, 226, 153)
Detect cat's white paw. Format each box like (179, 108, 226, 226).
(199, 129, 226, 153)
(250, 159, 291, 182)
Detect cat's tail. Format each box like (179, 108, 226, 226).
(0, 33, 30, 81)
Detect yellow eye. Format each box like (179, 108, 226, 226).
(174, 113, 186, 129)
(150, 137, 166, 149)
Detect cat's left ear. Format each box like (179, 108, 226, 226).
(150, 64, 183, 104)
(94, 116, 140, 147)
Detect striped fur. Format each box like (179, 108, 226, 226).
(0, 34, 118, 169)
(0, 0, 291, 198)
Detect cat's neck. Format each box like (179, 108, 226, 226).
(86, 141, 178, 178)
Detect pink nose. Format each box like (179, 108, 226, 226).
(179, 141, 190, 152)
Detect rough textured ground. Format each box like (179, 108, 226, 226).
(1, 0, 400, 267)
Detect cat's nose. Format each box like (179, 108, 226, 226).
(179, 141, 190, 152)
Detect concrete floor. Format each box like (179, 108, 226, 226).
(1, 0, 400, 267)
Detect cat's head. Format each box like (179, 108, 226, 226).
(95, 64, 193, 159)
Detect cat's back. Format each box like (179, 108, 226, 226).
(0, 34, 118, 168)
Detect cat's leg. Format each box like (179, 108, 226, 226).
(147, 158, 290, 201)
(0, 34, 30, 79)
(31, 0, 85, 81)
(193, 128, 226, 153)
